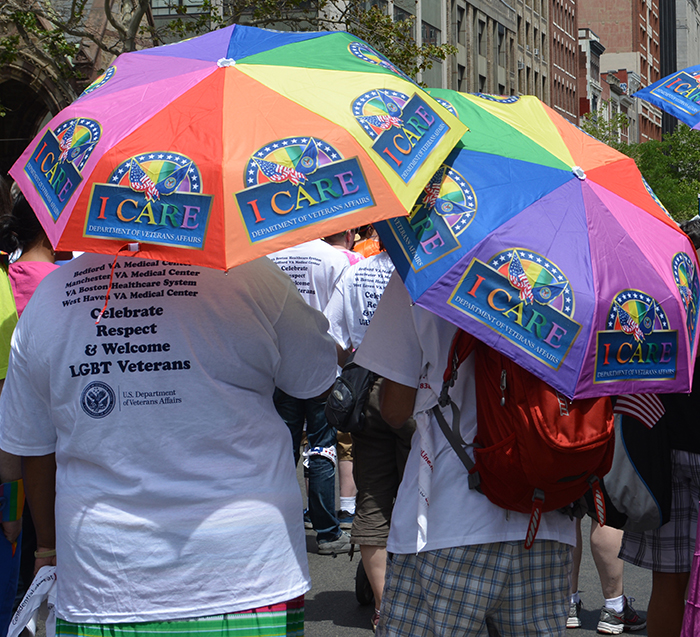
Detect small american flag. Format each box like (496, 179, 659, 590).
(680, 285, 693, 312)
(129, 159, 160, 202)
(366, 114, 403, 130)
(255, 159, 307, 186)
(614, 394, 665, 429)
(508, 252, 534, 304)
(58, 119, 77, 163)
(616, 303, 644, 342)
(422, 167, 445, 210)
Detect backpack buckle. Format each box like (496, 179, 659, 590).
(438, 382, 452, 408)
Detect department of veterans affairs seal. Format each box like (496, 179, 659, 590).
(81, 381, 116, 418)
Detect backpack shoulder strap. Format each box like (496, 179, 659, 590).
(433, 328, 480, 489)
(438, 329, 477, 407)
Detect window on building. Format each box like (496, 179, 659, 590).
(478, 19, 487, 57)
(498, 24, 506, 67)
(457, 6, 465, 45)
(151, 0, 204, 16)
(458, 64, 466, 92)
(479, 74, 487, 92)
(591, 55, 600, 81)
(517, 16, 522, 45)
(526, 21, 530, 51)
(422, 22, 440, 46)
(394, 6, 415, 36)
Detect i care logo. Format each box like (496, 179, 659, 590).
(235, 136, 374, 243)
(595, 290, 677, 384)
(78, 65, 116, 99)
(24, 118, 101, 220)
(651, 70, 700, 115)
(347, 42, 413, 83)
(352, 89, 449, 183)
(85, 152, 213, 249)
(448, 249, 580, 369)
(385, 163, 477, 271)
(673, 252, 700, 347)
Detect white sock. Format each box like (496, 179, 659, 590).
(605, 594, 625, 613)
(340, 496, 356, 514)
(570, 591, 581, 604)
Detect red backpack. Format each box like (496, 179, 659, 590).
(434, 330, 614, 548)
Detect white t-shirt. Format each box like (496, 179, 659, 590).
(354, 273, 576, 554)
(324, 251, 395, 350)
(0, 254, 337, 623)
(268, 239, 356, 311)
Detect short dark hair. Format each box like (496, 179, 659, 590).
(680, 218, 700, 250)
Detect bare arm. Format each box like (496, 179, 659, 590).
(22, 454, 56, 572)
(336, 343, 351, 368)
(379, 379, 417, 429)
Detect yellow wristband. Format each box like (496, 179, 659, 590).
(34, 549, 56, 558)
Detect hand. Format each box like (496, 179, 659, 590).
(34, 545, 56, 574)
(1, 519, 21, 543)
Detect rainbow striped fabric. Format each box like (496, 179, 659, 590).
(55, 597, 304, 637)
(0, 479, 24, 523)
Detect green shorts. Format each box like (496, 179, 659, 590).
(55, 596, 304, 637)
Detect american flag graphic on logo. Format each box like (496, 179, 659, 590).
(364, 114, 403, 131)
(616, 303, 645, 342)
(128, 159, 160, 202)
(58, 119, 77, 164)
(254, 159, 307, 186)
(508, 252, 534, 303)
(422, 166, 446, 210)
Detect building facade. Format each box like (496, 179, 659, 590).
(447, 0, 518, 95)
(550, 0, 578, 122)
(578, 0, 662, 141)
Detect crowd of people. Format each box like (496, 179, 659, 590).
(1, 179, 700, 637)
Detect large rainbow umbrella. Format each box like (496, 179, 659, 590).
(377, 89, 699, 399)
(9, 25, 466, 270)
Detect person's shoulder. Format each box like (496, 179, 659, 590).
(213, 256, 293, 289)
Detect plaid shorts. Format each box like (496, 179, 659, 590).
(55, 596, 304, 637)
(376, 540, 572, 637)
(620, 449, 700, 573)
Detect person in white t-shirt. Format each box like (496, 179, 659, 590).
(353, 273, 576, 636)
(325, 251, 415, 631)
(268, 237, 357, 555)
(0, 254, 337, 637)
(268, 237, 356, 312)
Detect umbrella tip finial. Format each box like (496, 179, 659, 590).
(217, 58, 236, 67)
(572, 166, 586, 180)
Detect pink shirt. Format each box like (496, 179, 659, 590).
(9, 261, 59, 317)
